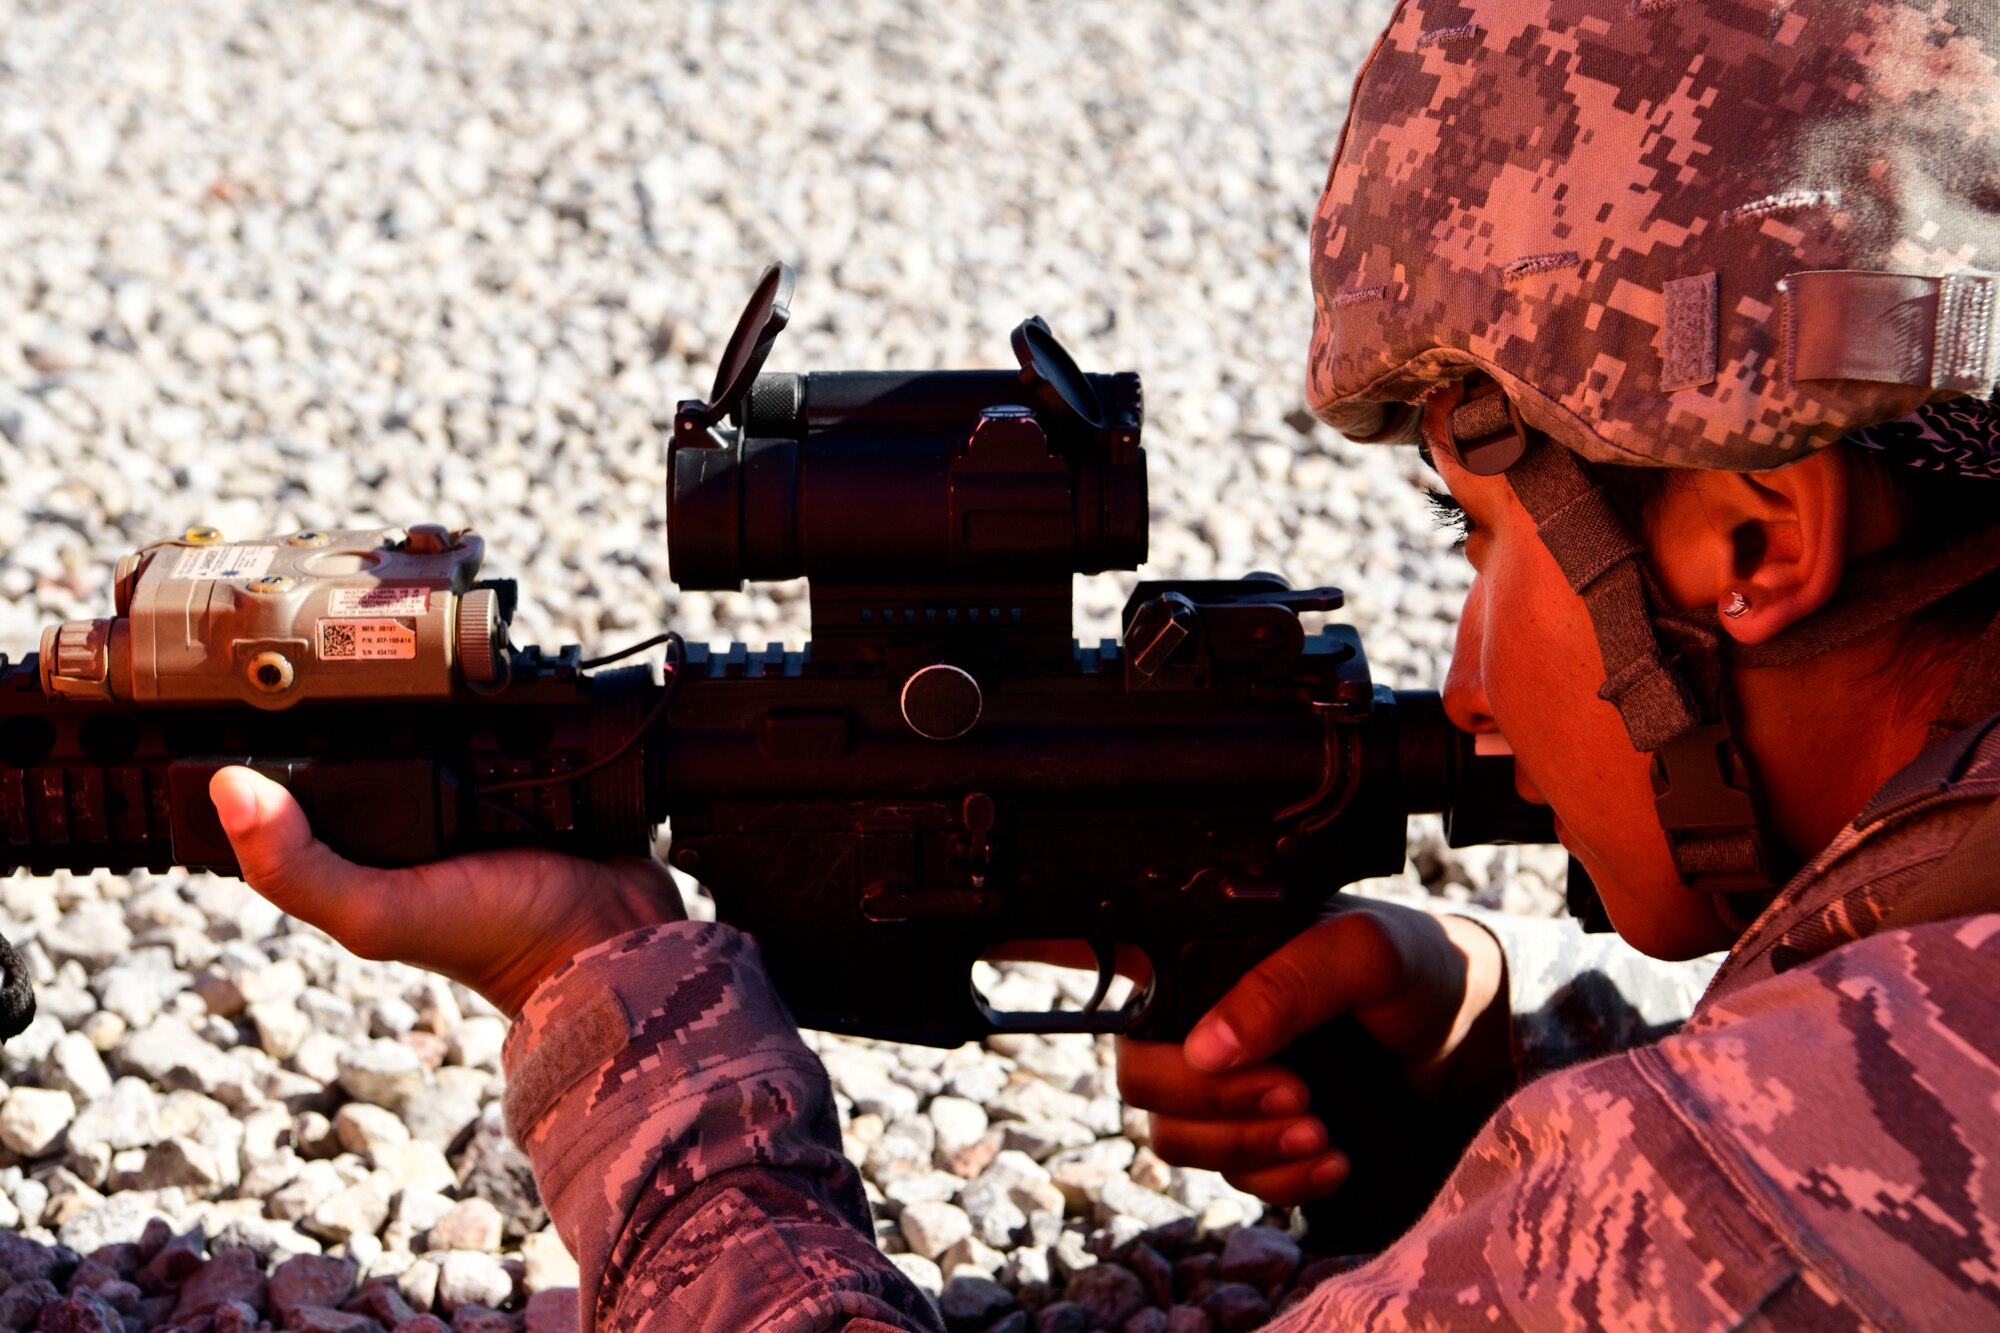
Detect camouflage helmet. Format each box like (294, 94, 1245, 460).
(1307, 0, 2000, 471)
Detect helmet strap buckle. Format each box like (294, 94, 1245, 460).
(1448, 376, 1531, 476)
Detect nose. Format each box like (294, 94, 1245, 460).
(1442, 579, 1495, 738)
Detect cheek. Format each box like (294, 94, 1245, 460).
(1476, 540, 1650, 841)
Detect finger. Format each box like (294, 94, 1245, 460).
(1184, 912, 1401, 1073)
(1117, 1039, 1310, 1118)
(209, 767, 397, 952)
(1146, 1112, 1329, 1174)
(1223, 1151, 1351, 1209)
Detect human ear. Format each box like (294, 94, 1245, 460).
(1647, 448, 1851, 647)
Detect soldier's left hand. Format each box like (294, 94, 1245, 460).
(209, 765, 686, 1018)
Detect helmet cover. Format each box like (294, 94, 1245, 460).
(1307, 0, 2000, 470)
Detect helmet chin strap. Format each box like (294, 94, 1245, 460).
(1445, 378, 2000, 927)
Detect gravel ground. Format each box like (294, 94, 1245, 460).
(0, 3, 1573, 1330)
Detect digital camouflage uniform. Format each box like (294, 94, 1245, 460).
(498, 717, 2000, 1333)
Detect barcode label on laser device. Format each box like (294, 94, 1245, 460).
(329, 586, 431, 617)
(170, 544, 277, 580)
(318, 619, 416, 661)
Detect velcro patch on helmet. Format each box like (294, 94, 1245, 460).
(1661, 273, 1718, 393)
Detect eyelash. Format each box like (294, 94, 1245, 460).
(1425, 489, 1473, 551)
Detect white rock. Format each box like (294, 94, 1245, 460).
(374, 1140, 457, 1197)
(333, 1102, 411, 1162)
(427, 1197, 505, 1253)
(521, 1227, 581, 1293)
(67, 1078, 160, 1153)
(887, 1251, 943, 1299)
(336, 1040, 425, 1109)
(248, 1000, 311, 1060)
(436, 1249, 513, 1310)
(447, 1016, 508, 1071)
(0, 1087, 75, 1156)
(898, 1200, 972, 1261)
(38, 1031, 111, 1101)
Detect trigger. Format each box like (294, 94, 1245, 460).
(1081, 938, 1118, 1017)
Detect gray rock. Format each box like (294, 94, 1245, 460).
(34, 986, 96, 1030)
(1097, 1176, 1194, 1229)
(1032, 1302, 1093, 1333)
(927, 1095, 989, 1154)
(886, 1252, 943, 1300)
(336, 1041, 425, 1110)
(397, 1257, 442, 1314)
(1218, 1225, 1300, 1291)
(399, 1070, 485, 1151)
(248, 1001, 311, 1061)
(938, 1234, 1006, 1278)
(434, 1251, 512, 1311)
(2, 1015, 66, 1076)
(54, 1190, 159, 1252)
(39, 903, 131, 969)
(0, 1088, 75, 1156)
(956, 1176, 1028, 1250)
(334, 1103, 410, 1162)
(131, 1136, 225, 1192)
(519, 1229, 580, 1294)
(938, 1274, 1014, 1329)
(368, 996, 420, 1038)
(881, 1169, 963, 1215)
(370, 1139, 452, 1198)
(215, 1215, 324, 1265)
(446, 1017, 506, 1071)
(453, 1119, 544, 1240)
(427, 1198, 504, 1254)
(898, 1200, 972, 1261)
(1198, 1282, 1271, 1332)
(306, 1172, 393, 1243)
(268, 1253, 357, 1318)
(1001, 1118, 1096, 1161)
(115, 1018, 254, 1106)
(392, 1187, 455, 1232)
(1063, 1263, 1148, 1328)
(36, 1024, 111, 1096)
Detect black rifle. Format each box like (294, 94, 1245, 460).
(0, 265, 1554, 1249)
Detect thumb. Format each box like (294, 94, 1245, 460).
(209, 767, 382, 930)
(1183, 913, 1402, 1073)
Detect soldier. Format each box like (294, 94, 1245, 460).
(211, 0, 2000, 1326)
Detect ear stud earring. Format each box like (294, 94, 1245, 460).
(1722, 590, 1751, 619)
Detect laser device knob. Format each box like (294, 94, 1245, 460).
(456, 588, 505, 684)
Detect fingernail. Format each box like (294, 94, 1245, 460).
(1310, 1154, 1349, 1190)
(1279, 1120, 1324, 1156)
(1258, 1085, 1305, 1116)
(209, 772, 259, 838)
(1185, 1016, 1242, 1070)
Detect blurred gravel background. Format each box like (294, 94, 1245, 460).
(0, 3, 1571, 1330)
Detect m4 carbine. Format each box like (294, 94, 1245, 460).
(3, 265, 1552, 1249)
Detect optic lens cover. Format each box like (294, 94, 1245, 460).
(1011, 316, 1106, 433)
(705, 263, 796, 423)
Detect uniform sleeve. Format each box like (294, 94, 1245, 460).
(1457, 910, 1722, 1081)
(1269, 1019, 1861, 1331)
(499, 921, 944, 1333)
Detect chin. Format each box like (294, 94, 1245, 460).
(1581, 861, 1736, 961)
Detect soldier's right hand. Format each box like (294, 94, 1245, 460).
(1115, 900, 1512, 1206)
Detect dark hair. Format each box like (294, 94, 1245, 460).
(1595, 445, 2000, 720)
